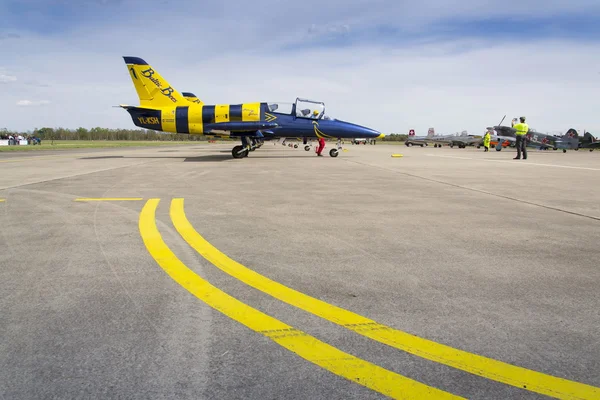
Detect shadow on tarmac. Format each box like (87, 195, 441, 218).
(77, 153, 318, 162)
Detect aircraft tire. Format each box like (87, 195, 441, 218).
(294, 144, 298, 148)
(329, 148, 339, 157)
(563, 149, 567, 153)
(304, 146, 310, 151)
(232, 145, 247, 159)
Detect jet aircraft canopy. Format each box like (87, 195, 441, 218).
(268, 98, 335, 120)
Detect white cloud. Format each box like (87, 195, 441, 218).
(16, 100, 50, 106)
(0, 74, 17, 83)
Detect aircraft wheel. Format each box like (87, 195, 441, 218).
(590, 149, 594, 152)
(294, 144, 298, 148)
(407, 143, 412, 147)
(304, 145, 310, 151)
(329, 148, 339, 157)
(575, 148, 579, 151)
(420, 144, 424, 147)
(563, 149, 567, 153)
(232, 145, 247, 159)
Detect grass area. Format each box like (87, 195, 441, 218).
(0, 140, 225, 152)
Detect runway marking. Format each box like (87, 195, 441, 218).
(170, 198, 600, 400)
(0, 199, 5, 202)
(140, 199, 460, 400)
(75, 198, 143, 201)
(425, 154, 600, 171)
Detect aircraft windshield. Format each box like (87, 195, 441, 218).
(295, 98, 325, 119)
(267, 99, 332, 120)
(267, 102, 293, 115)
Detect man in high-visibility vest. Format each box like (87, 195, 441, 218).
(483, 130, 491, 151)
(513, 116, 529, 159)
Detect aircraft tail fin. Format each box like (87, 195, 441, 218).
(427, 128, 435, 138)
(123, 56, 187, 108)
(583, 131, 596, 143)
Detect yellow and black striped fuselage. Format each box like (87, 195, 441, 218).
(129, 102, 268, 134)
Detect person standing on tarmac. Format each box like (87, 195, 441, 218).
(316, 137, 326, 156)
(483, 130, 491, 152)
(513, 116, 529, 160)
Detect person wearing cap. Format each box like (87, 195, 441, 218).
(513, 116, 529, 160)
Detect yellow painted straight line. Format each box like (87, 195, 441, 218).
(170, 198, 600, 400)
(140, 199, 461, 400)
(75, 198, 143, 201)
(0, 199, 5, 202)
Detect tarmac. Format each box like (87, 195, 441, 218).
(1, 142, 599, 399)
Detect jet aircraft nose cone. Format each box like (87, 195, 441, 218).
(377, 133, 385, 139)
(356, 126, 381, 139)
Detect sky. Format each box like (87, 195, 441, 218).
(1, 0, 599, 136)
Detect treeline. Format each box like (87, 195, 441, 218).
(1, 126, 406, 141)
(0, 127, 225, 141)
(381, 133, 408, 141)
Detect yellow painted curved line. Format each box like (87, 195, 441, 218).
(140, 199, 461, 400)
(312, 122, 336, 139)
(170, 198, 600, 400)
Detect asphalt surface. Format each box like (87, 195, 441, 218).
(1, 142, 599, 399)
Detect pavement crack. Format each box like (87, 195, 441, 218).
(341, 158, 600, 222)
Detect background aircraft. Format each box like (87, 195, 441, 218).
(434, 131, 483, 148)
(492, 124, 584, 153)
(404, 128, 437, 147)
(563, 129, 599, 152)
(119, 56, 383, 159)
(405, 128, 482, 148)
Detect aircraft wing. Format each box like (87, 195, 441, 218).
(582, 141, 600, 149)
(204, 121, 279, 133)
(492, 126, 517, 136)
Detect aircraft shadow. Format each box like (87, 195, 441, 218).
(78, 154, 233, 163)
(78, 153, 324, 162)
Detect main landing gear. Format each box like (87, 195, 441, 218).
(231, 136, 263, 159)
(230, 136, 344, 159)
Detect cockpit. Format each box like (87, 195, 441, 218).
(268, 98, 335, 120)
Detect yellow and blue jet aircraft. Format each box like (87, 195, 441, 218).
(119, 56, 383, 158)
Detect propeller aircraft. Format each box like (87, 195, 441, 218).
(118, 57, 383, 159)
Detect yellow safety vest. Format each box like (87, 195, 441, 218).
(513, 122, 529, 136)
